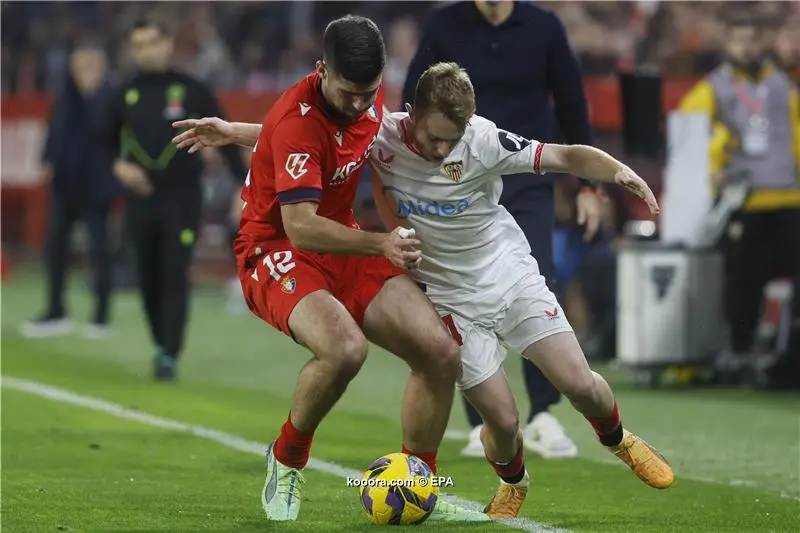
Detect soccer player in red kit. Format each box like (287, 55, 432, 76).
(174, 16, 488, 523)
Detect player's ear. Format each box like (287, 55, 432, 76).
(316, 60, 326, 78)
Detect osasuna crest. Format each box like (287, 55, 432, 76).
(280, 277, 296, 294)
(498, 130, 531, 152)
(442, 160, 464, 183)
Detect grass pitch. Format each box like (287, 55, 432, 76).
(2, 271, 799, 532)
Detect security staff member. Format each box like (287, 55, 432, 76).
(107, 18, 246, 381)
(679, 16, 800, 387)
(403, 0, 601, 458)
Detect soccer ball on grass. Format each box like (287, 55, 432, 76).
(358, 452, 438, 525)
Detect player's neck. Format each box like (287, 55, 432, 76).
(317, 79, 356, 125)
(475, 1, 514, 26)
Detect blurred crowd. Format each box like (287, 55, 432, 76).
(3, 1, 798, 94)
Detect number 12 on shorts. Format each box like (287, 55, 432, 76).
(263, 251, 296, 281)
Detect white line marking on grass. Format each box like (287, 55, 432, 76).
(2, 377, 570, 533)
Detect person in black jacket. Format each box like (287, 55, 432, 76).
(403, 0, 602, 459)
(21, 43, 120, 341)
(107, 18, 246, 381)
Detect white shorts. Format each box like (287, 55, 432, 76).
(436, 274, 573, 390)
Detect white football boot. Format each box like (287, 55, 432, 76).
(523, 412, 578, 459)
(261, 441, 306, 521)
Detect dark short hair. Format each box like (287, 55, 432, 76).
(322, 15, 385, 85)
(414, 62, 476, 132)
(130, 17, 171, 37)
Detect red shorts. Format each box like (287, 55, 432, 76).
(239, 241, 407, 339)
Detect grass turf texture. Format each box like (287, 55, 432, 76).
(2, 272, 799, 532)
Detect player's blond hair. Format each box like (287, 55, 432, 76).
(413, 62, 476, 131)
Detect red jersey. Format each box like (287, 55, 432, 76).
(236, 71, 384, 264)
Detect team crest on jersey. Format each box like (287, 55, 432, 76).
(442, 160, 464, 183)
(280, 276, 296, 294)
(366, 105, 379, 122)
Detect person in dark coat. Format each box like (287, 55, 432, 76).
(21, 43, 120, 340)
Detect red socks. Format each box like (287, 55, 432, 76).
(273, 413, 314, 469)
(486, 444, 526, 484)
(585, 401, 624, 447)
(402, 446, 437, 475)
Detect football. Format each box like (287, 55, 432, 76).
(358, 452, 438, 525)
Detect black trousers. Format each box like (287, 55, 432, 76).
(44, 195, 112, 324)
(125, 190, 201, 359)
(723, 207, 800, 353)
(462, 182, 562, 427)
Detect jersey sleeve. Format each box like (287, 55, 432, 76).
(471, 117, 545, 177)
(270, 117, 326, 205)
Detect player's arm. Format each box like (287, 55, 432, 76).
(538, 144, 659, 213)
(172, 118, 262, 152)
(273, 120, 420, 265)
(368, 165, 401, 232)
(282, 202, 384, 254)
(476, 119, 658, 213)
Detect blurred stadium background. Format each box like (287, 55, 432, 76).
(3, 0, 797, 372)
(2, 2, 800, 531)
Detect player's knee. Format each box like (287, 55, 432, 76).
(562, 371, 598, 404)
(486, 408, 520, 441)
(324, 334, 368, 380)
(436, 336, 462, 378)
(420, 335, 460, 380)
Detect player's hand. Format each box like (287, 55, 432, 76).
(382, 227, 422, 269)
(172, 117, 236, 153)
(113, 160, 153, 197)
(614, 167, 660, 215)
(576, 188, 602, 242)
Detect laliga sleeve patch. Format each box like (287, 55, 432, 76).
(497, 130, 532, 152)
(285, 153, 310, 180)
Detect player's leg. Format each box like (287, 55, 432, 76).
(509, 187, 575, 458)
(454, 315, 528, 518)
(503, 277, 673, 489)
(342, 261, 488, 522)
(357, 274, 459, 469)
(242, 249, 369, 521)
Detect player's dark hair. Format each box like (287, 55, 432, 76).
(414, 62, 476, 131)
(322, 15, 385, 85)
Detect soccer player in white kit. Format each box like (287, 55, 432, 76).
(170, 62, 674, 520)
(368, 62, 673, 518)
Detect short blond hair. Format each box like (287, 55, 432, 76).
(413, 62, 476, 131)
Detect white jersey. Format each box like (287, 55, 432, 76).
(370, 112, 546, 314)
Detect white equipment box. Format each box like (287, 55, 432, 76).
(617, 244, 725, 366)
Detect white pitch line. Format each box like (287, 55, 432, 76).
(2, 376, 571, 533)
